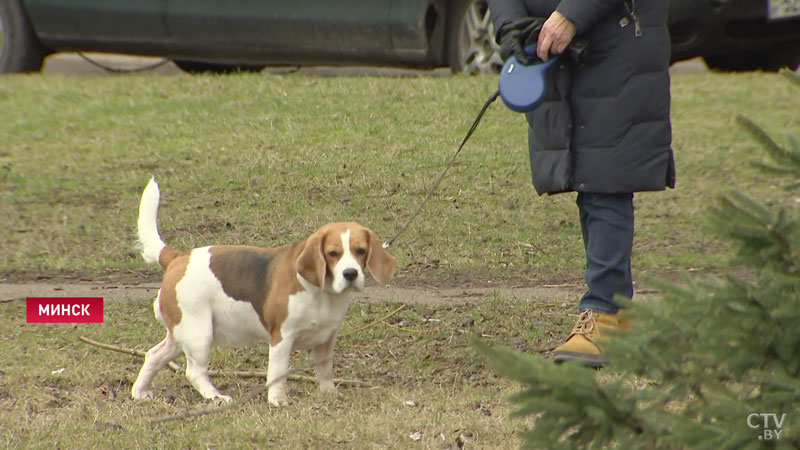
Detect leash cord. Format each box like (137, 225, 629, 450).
(383, 90, 500, 249)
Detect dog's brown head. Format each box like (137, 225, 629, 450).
(296, 222, 396, 293)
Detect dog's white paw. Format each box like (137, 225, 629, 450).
(318, 381, 337, 394)
(268, 395, 289, 407)
(211, 395, 233, 406)
(131, 386, 154, 400)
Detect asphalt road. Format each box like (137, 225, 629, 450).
(41, 52, 709, 76)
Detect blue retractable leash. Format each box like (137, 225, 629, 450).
(383, 46, 560, 248)
(499, 46, 561, 112)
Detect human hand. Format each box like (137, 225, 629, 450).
(498, 17, 545, 64)
(536, 11, 577, 61)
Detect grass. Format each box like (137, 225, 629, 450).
(1, 67, 799, 448)
(1, 291, 569, 449)
(1, 69, 797, 283)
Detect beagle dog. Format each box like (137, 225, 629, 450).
(131, 178, 395, 406)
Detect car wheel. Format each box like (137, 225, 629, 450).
(0, 0, 49, 73)
(173, 60, 266, 74)
(703, 47, 800, 72)
(447, 0, 503, 74)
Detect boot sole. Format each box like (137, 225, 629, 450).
(553, 350, 608, 368)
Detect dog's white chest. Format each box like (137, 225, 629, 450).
(282, 290, 350, 350)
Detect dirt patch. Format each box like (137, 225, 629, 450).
(1, 281, 161, 303)
(1, 266, 589, 305)
(0, 279, 585, 305)
(3, 264, 700, 305)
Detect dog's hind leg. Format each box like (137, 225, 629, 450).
(184, 353, 231, 404)
(131, 332, 181, 400)
(177, 315, 232, 404)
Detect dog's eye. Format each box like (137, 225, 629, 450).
(327, 250, 340, 258)
(355, 248, 367, 256)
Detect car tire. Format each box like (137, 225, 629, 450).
(446, 0, 503, 74)
(703, 47, 800, 72)
(0, 0, 49, 73)
(173, 59, 266, 74)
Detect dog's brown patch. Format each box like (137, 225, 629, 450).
(208, 244, 306, 346)
(158, 246, 184, 269)
(208, 245, 283, 328)
(263, 242, 309, 346)
(158, 255, 189, 329)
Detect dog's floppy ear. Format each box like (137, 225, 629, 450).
(366, 230, 396, 285)
(296, 231, 326, 289)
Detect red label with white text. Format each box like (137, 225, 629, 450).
(26, 297, 104, 323)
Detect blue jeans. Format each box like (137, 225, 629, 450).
(577, 192, 634, 314)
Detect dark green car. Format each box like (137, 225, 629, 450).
(0, 0, 503, 74)
(1, 0, 799, 74)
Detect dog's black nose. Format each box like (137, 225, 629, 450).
(343, 268, 359, 281)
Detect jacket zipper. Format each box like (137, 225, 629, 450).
(624, 0, 642, 37)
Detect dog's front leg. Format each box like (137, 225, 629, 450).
(313, 334, 337, 394)
(267, 339, 292, 406)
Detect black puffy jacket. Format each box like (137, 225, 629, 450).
(488, 0, 675, 195)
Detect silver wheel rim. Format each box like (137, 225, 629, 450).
(457, 1, 503, 74)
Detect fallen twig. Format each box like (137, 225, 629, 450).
(340, 304, 406, 338)
(79, 335, 369, 386)
(80, 335, 372, 424)
(150, 385, 270, 425)
(80, 335, 143, 356)
(149, 367, 372, 425)
(379, 320, 431, 334)
(205, 369, 369, 386)
(79, 335, 181, 372)
(78, 336, 370, 424)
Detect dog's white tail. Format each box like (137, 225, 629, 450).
(137, 177, 167, 265)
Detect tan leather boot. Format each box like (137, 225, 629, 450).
(553, 310, 629, 367)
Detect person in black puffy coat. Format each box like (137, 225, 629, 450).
(487, 0, 675, 367)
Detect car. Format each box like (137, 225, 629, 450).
(1, 0, 799, 75)
(0, 0, 503, 74)
(668, 0, 800, 71)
